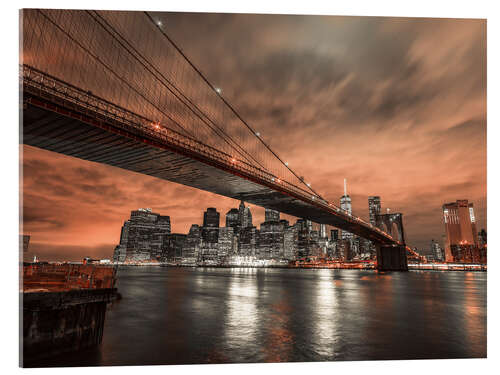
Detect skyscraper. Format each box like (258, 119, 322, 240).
(182, 224, 202, 264)
(202, 208, 220, 244)
(442, 200, 479, 262)
(340, 179, 353, 240)
(242, 206, 253, 228)
(283, 224, 298, 260)
(368, 196, 381, 226)
(319, 224, 327, 238)
(113, 208, 171, 262)
(203, 208, 220, 228)
(430, 239, 444, 262)
(306, 220, 313, 233)
(217, 227, 235, 259)
(225, 208, 240, 230)
(340, 179, 352, 215)
(238, 201, 246, 226)
(265, 208, 280, 222)
(330, 229, 339, 241)
(259, 220, 284, 259)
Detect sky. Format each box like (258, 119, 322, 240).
(21, 12, 486, 261)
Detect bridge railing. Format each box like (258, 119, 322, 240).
(21, 64, 397, 245)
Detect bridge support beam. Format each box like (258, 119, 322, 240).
(376, 245, 408, 271)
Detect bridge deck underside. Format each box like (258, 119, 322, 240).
(22, 103, 392, 244)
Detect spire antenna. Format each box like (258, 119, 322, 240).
(344, 178, 347, 196)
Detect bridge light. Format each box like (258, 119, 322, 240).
(271, 177, 275, 182)
(306, 183, 311, 187)
(255, 132, 260, 137)
(285, 162, 289, 166)
(276, 178, 281, 183)
(157, 20, 163, 27)
(231, 158, 236, 163)
(215, 87, 222, 94)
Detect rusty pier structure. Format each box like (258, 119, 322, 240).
(21, 263, 118, 365)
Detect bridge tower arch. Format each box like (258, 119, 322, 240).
(374, 213, 408, 271)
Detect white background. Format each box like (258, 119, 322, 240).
(1, 0, 498, 373)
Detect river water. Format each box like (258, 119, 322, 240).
(32, 267, 486, 366)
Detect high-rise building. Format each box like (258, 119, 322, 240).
(368, 196, 381, 226)
(306, 220, 313, 233)
(340, 179, 353, 241)
(202, 208, 220, 244)
(164, 234, 187, 262)
(319, 224, 327, 238)
(225, 208, 240, 230)
(203, 208, 220, 228)
(239, 201, 253, 228)
(259, 221, 284, 259)
(330, 229, 339, 241)
(340, 179, 352, 215)
(217, 227, 235, 259)
(113, 208, 171, 262)
(239, 226, 259, 256)
(478, 229, 487, 247)
(182, 224, 202, 264)
(442, 200, 479, 262)
(265, 208, 280, 222)
(295, 218, 320, 258)
(430, 239, 444, 262)
(283, 224, 298, 260)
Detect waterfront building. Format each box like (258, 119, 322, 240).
(283, 224, 298, 260)
(358, 237, 373, 259)
(113, 208, 171, 262)
(182, 224, 202, 264)
(200, 242, 219, 263)
(318, 235, 329, 257)
(239, 226, 259, 257)
(296, 218, 321, 258)
(164, 234, 187, 262)
(327, 238, 337, 259)
(217, 227, 235, 259)
(259, 220, 284, 259)
(442, 200, 479, 263)
(430, 239, 444, 262)
(200, 208, 220, 263)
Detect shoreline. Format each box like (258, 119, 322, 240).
(112, 263, 487, 272)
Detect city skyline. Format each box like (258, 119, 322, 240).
(21, 13, 486, 261)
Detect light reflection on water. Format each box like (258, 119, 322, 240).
(28, 267, 486, 367)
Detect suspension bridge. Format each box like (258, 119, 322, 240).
(20, 9, 411, 270)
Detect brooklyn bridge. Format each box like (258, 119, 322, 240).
(21, 9, 414, 270)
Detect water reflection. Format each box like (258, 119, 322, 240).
(223, 268, 259, 361)
(265, 291, 294, 362)
(312, 269, 338, 358)
(27, 267, 487, 367)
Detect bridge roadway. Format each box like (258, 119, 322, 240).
(21, 65, 399, 247)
